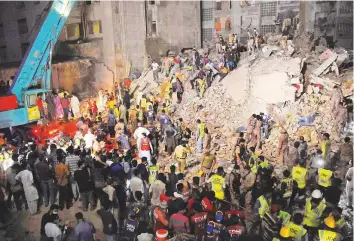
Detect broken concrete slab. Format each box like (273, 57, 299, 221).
(312, 53, 338, 76)
(319, 49, 334, 61)
(331, 62, 339, 76)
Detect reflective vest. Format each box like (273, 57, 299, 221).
(257, 195, 270, 219)
(287, 222, 307, 240)
(335, 217, 345, 229)
(140, 138, 151, 151)
(317, 168, 333, 188)
(280, 178, 293, 198)
(149, 165, 159, 184)
(278, 210, 291, 225)
(248, 153, 259, 173)
(210, 174, 225, 200)
(140, 98, 147, 109)
(146, 101, 153, 111)
(198, 123, 206, 138)
(292, 165, 307, 189)
(303, 198, 326, 227)
(321, 140, 330, 158)
(272, 239, 280, 241)
(113, 107, 120, 117)
(318, 230, 341, 241)
(259, 160, 269, 169)
(137, 109, 144, 121)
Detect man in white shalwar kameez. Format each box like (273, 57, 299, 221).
(15, 169, 39, 214)
(70, 94, 80, 119)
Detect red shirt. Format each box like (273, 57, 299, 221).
(224, 210, 245, 220)
(123, 78, 132, 89)
(170, 212, 190, 233)
(187, 197, 196, 213)
(226, 225, 246, 237)
(60, 98, 69, 109)
(190, 212, 207, 235)
(36, 98, 43, 109)
(201, 197, 214, 212)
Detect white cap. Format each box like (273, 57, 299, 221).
(311, 189, 322, 199)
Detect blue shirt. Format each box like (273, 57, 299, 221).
(74, 221, 95, 241)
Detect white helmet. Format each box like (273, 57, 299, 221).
(311, 189, 322, 199)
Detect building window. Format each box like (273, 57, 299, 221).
(88, 20, 102, 35)
(339, 1, 353, 14)
(0, 46, 6, 61)
(202, 28, 213, 41)
(216, 1, 222, 10)
(151, 21, 157, 36)
(34, 1, 40, 5)
(0, 24, 4, 37)
(16, 1, 25, 9)
(149, 1, 155, 5)
(21, 42, 29, 57)
(66, 24, 80, 40)
(261, 1, 277, 17)
(17, 18, 28, 34)
(260, 24, 276, 35)
(85, 1, 92, 5)
(225, 19, 232, 31)
(202, 8, 213, 21)
(337, 23, 353, 37)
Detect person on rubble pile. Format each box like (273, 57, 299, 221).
(278, 169, 293, 209)
(173, 142, 190, 174)
(336, 102, 347, 137)
(316, 166, 333, 193)
(164, 121, 177, 155)
(345, 161, 353, 210)
(317, 132, 330, 160)
(137, 132, 153, 165)
(285, 212, 308, 241)
(196, 119, 206, 153)
(277, 127, 289, 166)
(227, 164, 241, 206)
(206, 167, 226, 201)
(338, 136, 353, 180)
(119, 101, 127, 124)
(251, 188, 272, 233)
(302, 189, 327, 239)
(330, 86, 343, 115)
(289, 159, 308, 207)
(200, 149, 216, 183)
(235, 138, 247, 166)
(246, 114, 256, 143)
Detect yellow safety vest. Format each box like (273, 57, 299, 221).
(259, 160, 269, 169)
(278, 210, 291, 225)
(272, 239, 280, 241)
(287, 221, 307, 240)
(280, 178, 293, 198)
(292, 165, 307, 189)
(321, 140, 330, 158)
(137, 109, 144, 121)
(248, 153, 260, 173)
(318, 230, 341, 241)
(113, 107, 120, 118)
(303, 198, 326, 227)
(198, 123, 205, 138)
(335, 217, 345, 229)
(210, 174, 225, 200)
(317, 168, 333, 188)
(149, 165, 159, 184)
(146, 102, 153, 111)
(140, 98, 147, 109)
(175, 145, 188, 159)
(257, 195, 270, 219)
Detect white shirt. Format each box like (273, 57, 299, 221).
(45, 223, 62, 241)
(152, 62, 159, 71)
(130, 176, 144, 195)
(84, 132, 95, 149)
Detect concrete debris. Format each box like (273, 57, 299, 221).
(312, 53, 338, 76)
(319, 49, 334, 61)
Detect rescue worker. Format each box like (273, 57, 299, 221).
(198, 221, 220, 241)
(158, 109, 169, 136)
(206, 167, 226, 201)
(190, 205, 208, 236)
(279, 169, 293, 208)
(122, 207, 140, 241)
(153, 200, 169, 233)
(136, 105, 144, 123)
(213, 211, 229, 239)
(197, 77, 206, 98)
(302, 189, 327, 238)
(200, 150, 216, 182)
(327, 208, 349, 237)
(140, 94, 147, 112)
(248, 147, 260, 173)
(137, 132, 153, 165)
(253, 115, 262, 150)
(148, 158, 159, 184)
(277, 127, 289, 165)
(119, 101, 127, 124)
(285, 213, 308, 241)
(227, 164, 241, 206)
(128, 106, 138, 131)
(290, 160, 308, 207)
(246, 114, 256, 143)
(225, 213, 247, 240)
(316, 216, 341, 241)
(235, 138, 246, 166)
(173, 143, 191, 173)
(316, 167, 333, 191)
(251, 188, 272, 233)
(345, 161, 353, 209)
(196, 119, 206, 153)
(338, 136, 352, 180)
(164, 122, 177, 155)
(317, 132, 330, 160)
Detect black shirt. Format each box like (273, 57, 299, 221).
(97, 209, 118, 235)
(40, 212, 58, 235)
(324, 186, 342, 205)
(74, 168, 94, 193)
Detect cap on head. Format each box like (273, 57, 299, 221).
(215, 210, 223, 222)
(206, 221, 216, 234)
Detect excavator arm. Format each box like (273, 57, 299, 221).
(9, 0, 76, 105)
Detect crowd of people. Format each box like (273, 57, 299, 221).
(0, 35, 353, 241)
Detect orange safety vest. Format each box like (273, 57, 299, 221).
(141, 138, 151, 151)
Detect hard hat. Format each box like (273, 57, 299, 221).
(215, 211, 223, 222)
(280, 226, 291, 238)
(324, 216, 336, 229)
(311, 189, 323, 199)
(206, 221, 216, 234)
